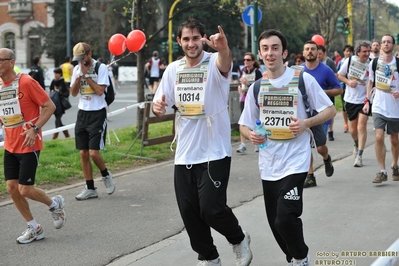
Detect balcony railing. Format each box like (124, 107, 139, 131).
(8, 0, 33, 23)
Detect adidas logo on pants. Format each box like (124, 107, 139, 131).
(284, 187, 301, 200)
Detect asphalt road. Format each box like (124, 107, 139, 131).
(0, 94, 394, 266)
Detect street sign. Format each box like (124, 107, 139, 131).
(242, 5, 262, 27)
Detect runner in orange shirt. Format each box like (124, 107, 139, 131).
(0, 48, 66, 244)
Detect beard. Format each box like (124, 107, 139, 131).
(185, 47, 203, 60)
(305, 57, 317, 62)
(83, 58, 91, 66)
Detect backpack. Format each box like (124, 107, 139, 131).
(94, 62, 115, 106)
(253, 70, 326, 147)
(29, 65, 40, 81)
(368, 57, 399, 105)
(371, 57, 399, 88)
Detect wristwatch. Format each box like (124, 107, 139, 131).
(79, 72, 84, 78)
(32, 125, 40, 133)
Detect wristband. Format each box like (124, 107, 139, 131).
(364, 98, 369, 105)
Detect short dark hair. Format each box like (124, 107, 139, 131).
(304, 40, 317, 47)
(53, 67, 62, 74)
(32, 55, 40, 65)
(177, 17, 205, 39)
(317, 45, 326, 53)
(258, 29, 287, 53)
(382, 34, 395, 45)
(343, 44, 354, 53)
(371, 40, 380, 45)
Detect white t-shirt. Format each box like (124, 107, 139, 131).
(150, 58, 160, 78)
(368, 57, 399, 118)
(338, 55, 370, 104)
(369, 53, 379, 60)
(238, 67, 333, 181)
(153, 52, 232, 165)
(71, 59, 109, 111)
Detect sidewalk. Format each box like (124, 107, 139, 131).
(108, 115, 399, 266)
(1, 114, 399, 266)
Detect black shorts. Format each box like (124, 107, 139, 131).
(149, 77, 159, 85)
(345, 102, 369, 121)
(329, 96, 335, 105)
(240, 101, 245, 113)
(75, 108, 107, 150)
(4, 149, 40, 185)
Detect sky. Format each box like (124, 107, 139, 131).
(386, 0, 399, 7)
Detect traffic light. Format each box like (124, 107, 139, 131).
(161, 41, 169, 53)
(394, 34, 399, 45)
(343, 17, 350, 35)
(173, 41, 179, 53)
(336, 17, 344, 33)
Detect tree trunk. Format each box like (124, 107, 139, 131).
(136, 50, 145, 136)
(136, 0, 145, 136)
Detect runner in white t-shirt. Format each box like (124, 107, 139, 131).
(239, 29, 335, 266)
(152, 18, 252, 266)
(337, 40, 371, 167)
(364, 34, 399, 183)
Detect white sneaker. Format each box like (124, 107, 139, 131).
(290, 255, 310, 266)
(75, 186, 98, 200)
(50, 195, 66, 229)
(254, 145, 259, 152)
(232, 231, 252, 266)
(353, 155, 363, 167)
(197, 258, 221, 266)
(102, 172, 115, 195)
(236, 143, 246, 154)
(16, 225, 44, 244)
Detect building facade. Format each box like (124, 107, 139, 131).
(0, 0, 54, 69)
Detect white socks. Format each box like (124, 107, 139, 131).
(27, 219, 38, 229)
(49, 199, 58, 209)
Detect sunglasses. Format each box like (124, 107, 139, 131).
(384, 65, 391, 77)
(243, 59, 253, 61)
(0, 58, 12, 63)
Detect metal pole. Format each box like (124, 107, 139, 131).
(252, 0, 258, 55)
(367, 0, 371, 40)
(66, 0, 71, 56)
(244, 0, 248, 50)
(347, 0, 353, 45)
(168, 0, 180, 64)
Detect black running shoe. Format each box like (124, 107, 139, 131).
(328, 131, 334, 141)
(324, 155, 334, 177)
(304, 174, 317, 188)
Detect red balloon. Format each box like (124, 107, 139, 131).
(311, 34, 325, 46)
(108, 34, 127, 56)
(126, 30, 146, 53)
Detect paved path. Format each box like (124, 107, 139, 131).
(1, 113, 399, 266)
